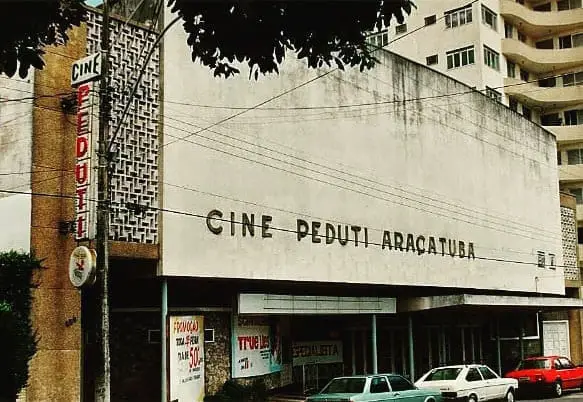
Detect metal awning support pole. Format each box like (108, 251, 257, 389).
(372, 314, 378, 374)
(496, 319, 502, 376)
(351, 330, 356, 375)
(408, 315, 415, 381)
(161, 278, 168, 402)
(519, 327, 525, 360)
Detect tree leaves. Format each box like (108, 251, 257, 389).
(0, 251, 42, 399)
(168, 0, 415, 79)
(0, 0, 86, 78)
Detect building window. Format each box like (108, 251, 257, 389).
(565, 109, 583, 125)
(567, 149, 583, 164)
(522, 105, 532, 120)
(507, 60, 516, 78)
(486, 87, 502, 102)
(396, 24, 407, 35)
(563, 71, 583, 86)
(520, 68, 529, 81)
(446, 45, 475, 69)
(533, 2, 552, 11)
(367, 31, 388, 48)
(541, 113, 562, 126)
(504, 22, 513, 38)
(558, 151, 562, 165)
(481, 5, 497, 31)
(426, 54, 438, 66)
(578, 227, 583, 243)
(518, 31, 527, 42)
(559, 33, 583, 49)
(538, 76, 556, 87)
(483, 46, 500, 70)
(558, 0, 582, 11)
(509, 97, 518, 112)
(425, 15, 437, 26)
(569, 187, 583, 203)
(537, 251, 546, 268)
(445, 5, 473, 29)
(536, 38, 554, 49)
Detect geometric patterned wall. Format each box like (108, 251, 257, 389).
(561, 205, 578, 281)
(86, 11, 159, 244)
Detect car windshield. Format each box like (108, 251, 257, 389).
(320, 378, 366, 394)
(424, 368, 463, 381)
(516, 359, 551, 370)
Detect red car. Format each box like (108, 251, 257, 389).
(505, 356, 583, 397)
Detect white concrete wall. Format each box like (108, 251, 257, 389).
(0, 74, 33, 252)
(0, 74, 34, 195)
(161, 9, 564, 295)
(0, 193, 31, 252)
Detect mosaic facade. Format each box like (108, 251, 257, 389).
(86, 12, 159, 243)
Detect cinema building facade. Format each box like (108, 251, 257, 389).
(2, 5, 583, 401)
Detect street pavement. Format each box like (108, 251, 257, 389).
(520, 389, 583, 401)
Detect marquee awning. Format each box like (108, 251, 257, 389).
(398, 293, 583, 313)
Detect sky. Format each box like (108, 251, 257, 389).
(86, 0, 103, 6)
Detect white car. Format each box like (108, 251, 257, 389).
(415, 364, 518, 402)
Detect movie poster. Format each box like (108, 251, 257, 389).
(232, 315, 281, 378)
(169, 315, 205, 401)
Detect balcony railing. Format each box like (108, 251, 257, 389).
(559, 163, 583, 182)
(545, 125, 583, 144)
(503, 38, 583, 74)
(505, 77, 583, 107)
(501, 0, 583, 38)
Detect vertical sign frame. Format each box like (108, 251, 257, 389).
(168, 315, 205, 402)
(74, 82, 98, 240)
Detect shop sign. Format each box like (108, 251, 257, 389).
(68, 246, 96, 288)
(292, 341, 343, 366)
(74, 82, 97, 240)
(232, 315, 282, 378)
(168, 315, 205, 402)
(71, 53, 101, 86)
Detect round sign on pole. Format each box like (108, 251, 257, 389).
(69, 246, 97, 288)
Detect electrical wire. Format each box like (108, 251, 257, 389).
(161, 111, 562, 239)
(162, 120, 560, 243)
(0, 186, 570, 271)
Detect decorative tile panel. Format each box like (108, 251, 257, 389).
(561, 206, 578, 281)
(86, 11, 159, 244)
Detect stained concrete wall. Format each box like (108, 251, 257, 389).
(162, 8, 563, 295)
(0, 71, 34, 252)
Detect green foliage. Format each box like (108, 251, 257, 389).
(0, 0, 86, 78)
(0, 1, 414, 80)
(166, 0, 415, 78)
(0, 251, 42, 400)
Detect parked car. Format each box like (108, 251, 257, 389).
(505, 356, 583, 397)
(305, 374, 443, 402)
(415, 364, 517, 402)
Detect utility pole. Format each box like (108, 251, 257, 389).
(95, 0, 111, 400)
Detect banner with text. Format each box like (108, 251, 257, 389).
(169, 315, 205, 402)
(232, 315, 282, 378)
(292, 341, 343, 366)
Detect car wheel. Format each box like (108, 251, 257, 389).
(505, 389, 515, 402)
(553, 380, 563, 397)
(468, 394, 478, 402)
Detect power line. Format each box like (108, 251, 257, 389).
(162, 112, 561, 239)
(161, 180, 551, 258)
(162, 120, 560, 243)
(0, 187, 568, 271)
(107, 7, 175, 153)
